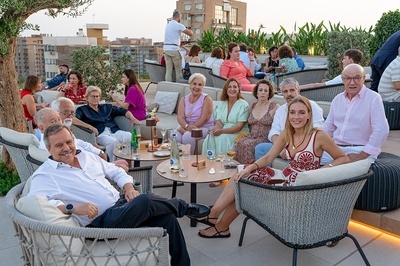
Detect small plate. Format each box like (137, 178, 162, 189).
(153, 150, 170, 157)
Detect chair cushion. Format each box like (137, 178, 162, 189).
(0, 127, 40, 147)
(153, 91, 180, 115)
(294, 159, 371, 186)
(29, 144, 49, 162)
(16, 195, 84, 265)
(212, 64, 221, 75)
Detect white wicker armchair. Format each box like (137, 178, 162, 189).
(234, 170, 373, 266)
(6, 165, 169, 266)
(0, 127, 40, 182)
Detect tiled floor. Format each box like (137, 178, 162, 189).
(1, 82, 400, 265)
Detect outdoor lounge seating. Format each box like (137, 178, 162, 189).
(276, 68, 327, 85)
(235, 167, 372, 266)
(208, 70, 260, 89)
(144, 61, 168, 93)
(0, 127, 40, 182)
(188, 64, 214, 87)
(5, 168, 169, 266)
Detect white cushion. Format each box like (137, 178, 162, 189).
(40, 90, 59, 104)
(0, 127, 40, 147)
(16, 195, 83, 265)
(212, 64, 221, 75)
(294, 159, 371, 186)
(153, 91, 180, 115)
(29, 144, 49, 162)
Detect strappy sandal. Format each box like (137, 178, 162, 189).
(194, 215, 218, 226)
(198, 225, 231, 238)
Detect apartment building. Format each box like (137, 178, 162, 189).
(176, 0, 247, 40)
(15, 35, 45, 78)
(109, 37, 160, 76)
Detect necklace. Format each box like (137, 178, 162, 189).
(186, 95, 199, 118)
(291, 133, 308, 150)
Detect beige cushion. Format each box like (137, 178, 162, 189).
(294, 159, 371, 186)
(16, 195, 83, 265)
(29, 144, 49, 162)
(153, 91, 179, 115)
(0, 127, 40, 147)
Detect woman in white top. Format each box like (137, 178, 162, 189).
(204, 46, 225, 68)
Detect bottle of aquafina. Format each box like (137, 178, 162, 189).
(170, 133, 180, 172)
(206, 129, 216, 160)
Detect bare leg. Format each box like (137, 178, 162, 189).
(198, 201, 239, 237)
(207, 177, 236, 219)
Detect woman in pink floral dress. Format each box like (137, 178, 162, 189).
(235, 80, 279, 164)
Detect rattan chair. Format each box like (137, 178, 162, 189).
(144, 61, 167, 93)
(208, 71, 260, 89)
(189, 65, 214, 87)
(235, 171, 372, 266)
(276, 68, 327, 85)
(6, 181, 169, 266)
(0, 127, 40, 182)
(300, 83, 345, 102)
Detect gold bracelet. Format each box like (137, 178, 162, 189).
(253, 162, 260, 170)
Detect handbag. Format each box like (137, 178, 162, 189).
(182, 62, 191, 80)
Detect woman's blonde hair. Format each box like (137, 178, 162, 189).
(85, 86, 102, 99)
(281, 96, 316, 144)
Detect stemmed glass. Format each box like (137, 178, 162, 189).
(160, 128, 167, 144)
(226, 145, 236, 165)
(218, 150, 226, 173)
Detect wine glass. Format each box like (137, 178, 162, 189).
(218, 151, 226, 173)
(160, 128, 167, 144)
(226, 145, 236, 163)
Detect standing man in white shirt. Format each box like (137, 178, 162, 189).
(255, 78, 324, 160)
(163, 10, 193, 82)
(378, 46, 400, 102)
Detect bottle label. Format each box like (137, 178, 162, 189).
(170, 158, 180, 169)
(207, 149, 215, 159)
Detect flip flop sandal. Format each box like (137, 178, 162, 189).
(198, 226, 231, 238)
(194, 216, 218, 227)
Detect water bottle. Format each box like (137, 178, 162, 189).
(170, 133, 180, 171)
(206, 130, 216, 160)
(131, 125, 139, 157)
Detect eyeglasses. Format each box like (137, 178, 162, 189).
(59, 110, 75, 116)
(342, 76, 364, 84)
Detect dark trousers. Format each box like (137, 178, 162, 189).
(88, 193, 190, 266)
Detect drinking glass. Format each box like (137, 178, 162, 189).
(226, 144, 236, 163)
(160, 128, 167, 144)
(116, 140, 123, 153)
(218, 151, 226, 173)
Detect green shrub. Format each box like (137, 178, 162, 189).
(369, 9, 400, 56)
(0, 161, 20, 196)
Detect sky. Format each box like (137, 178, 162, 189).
(21, 0, 400, 43)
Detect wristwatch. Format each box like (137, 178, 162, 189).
(66, 204, 74, 215)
